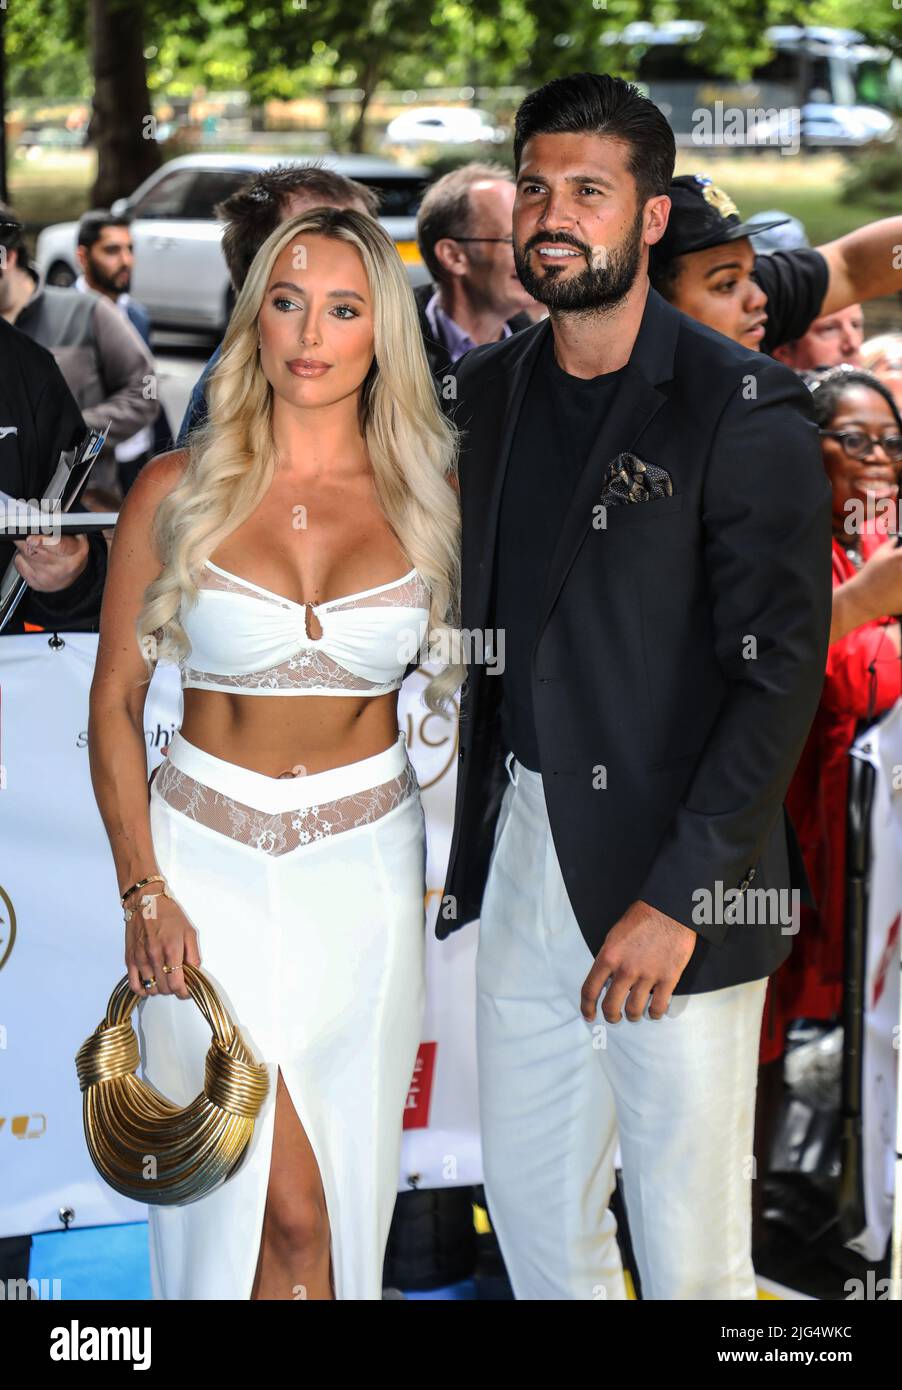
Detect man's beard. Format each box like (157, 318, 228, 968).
(89, 259, 130, 295)
(513, 208, 645, 313)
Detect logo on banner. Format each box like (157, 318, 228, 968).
(0, 885, 15, 972)
(404, 1041, 437, 1129)
(400, 667, 459, 791)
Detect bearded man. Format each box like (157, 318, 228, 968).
(435, 72, 834, 1301)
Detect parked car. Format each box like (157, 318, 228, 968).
(747, 101, 896, 148)
(385, 106, 506, 146)
(34, 153, 432, 334)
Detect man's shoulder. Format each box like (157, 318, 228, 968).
(506, 309, 535, 333)
(752, 245, 829, 291)
(671, 304, 755, 370)
(0, 315, 60, 373)
(65, 283, 133, 334)
(192, 342, 222, 396)
(42, 282, 91, 311)
(670, 304, 807, 400)
(125, 298, 153, 341)
(36, 283, 97, 341)
(451, 316, 547, 386)
(0, 316, 73, 409)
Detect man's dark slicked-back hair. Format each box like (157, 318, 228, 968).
(513, 72, 676, 209)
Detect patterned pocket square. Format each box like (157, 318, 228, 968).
(599, 452, 673, 506)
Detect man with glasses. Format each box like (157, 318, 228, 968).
(415, 163, 540, 375)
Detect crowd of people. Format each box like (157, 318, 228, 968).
(3, 69, 902, 1297)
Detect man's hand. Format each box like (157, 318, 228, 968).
(581, 899, 697, 1024)
(12, 533, 90, 593)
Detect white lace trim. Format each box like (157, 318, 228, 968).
(153, 756, 419, 854)
(178, 564, 430, 692)
(182, 651, 394, 693)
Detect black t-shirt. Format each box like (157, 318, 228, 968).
(0, 317, 107, 634)
(752, 247, 830, 355)
(494, 331, 626, 770)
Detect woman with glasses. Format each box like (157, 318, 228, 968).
(757, 366, 902, 1111)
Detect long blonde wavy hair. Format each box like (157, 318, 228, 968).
(136, 207, 464, 714)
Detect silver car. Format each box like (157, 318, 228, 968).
(34, 152, 431, 334)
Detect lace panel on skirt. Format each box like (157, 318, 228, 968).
(153, 756, 419, 854)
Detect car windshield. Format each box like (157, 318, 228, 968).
(131, 167, 427, 222)
(354, 175, 427, 218)
(853, 57, 899, 110)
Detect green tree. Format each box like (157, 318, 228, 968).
(9, 0, 902, 202)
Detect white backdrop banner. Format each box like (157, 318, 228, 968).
(847, 697, 902, 1262)
(0, 632, 480, 1239)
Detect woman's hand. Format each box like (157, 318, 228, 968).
(856, 539, 902, 618)
(832, 542, 902, 642)
(125, 890, 201, 1000)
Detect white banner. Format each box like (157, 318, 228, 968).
(847, 697, 902, 1262)
(0, 632, 479, 1240)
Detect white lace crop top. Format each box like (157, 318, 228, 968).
(178, 559, 431, 696)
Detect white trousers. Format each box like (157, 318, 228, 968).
(476, 753, 768, 1301)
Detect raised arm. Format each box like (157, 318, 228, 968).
(817, 215, 902, 317)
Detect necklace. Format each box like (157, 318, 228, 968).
(836, 535, 864, 571)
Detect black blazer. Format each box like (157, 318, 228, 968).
(436, 285, 834, 994)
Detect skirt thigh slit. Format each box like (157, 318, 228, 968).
(140, 745, 425, 1302)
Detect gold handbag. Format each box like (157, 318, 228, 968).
(75, 963, 270, 1206)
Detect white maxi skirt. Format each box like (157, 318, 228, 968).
(137, 727, 427, 1300)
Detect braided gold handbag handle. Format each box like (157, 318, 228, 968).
(75, 963, 270, 1205)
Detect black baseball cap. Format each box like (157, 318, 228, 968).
(651, 174, 789, 266)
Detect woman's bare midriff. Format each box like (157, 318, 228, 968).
(179, 688, 402, 779)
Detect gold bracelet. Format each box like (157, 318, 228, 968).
(123, 886, 173, 924)
(120, 873, 166, 907)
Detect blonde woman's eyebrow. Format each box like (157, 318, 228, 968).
(268, 281, 366, 303)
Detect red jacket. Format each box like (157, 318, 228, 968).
(761, 525, 902, 1063)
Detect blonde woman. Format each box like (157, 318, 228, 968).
(88, 208, 463, 1302)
